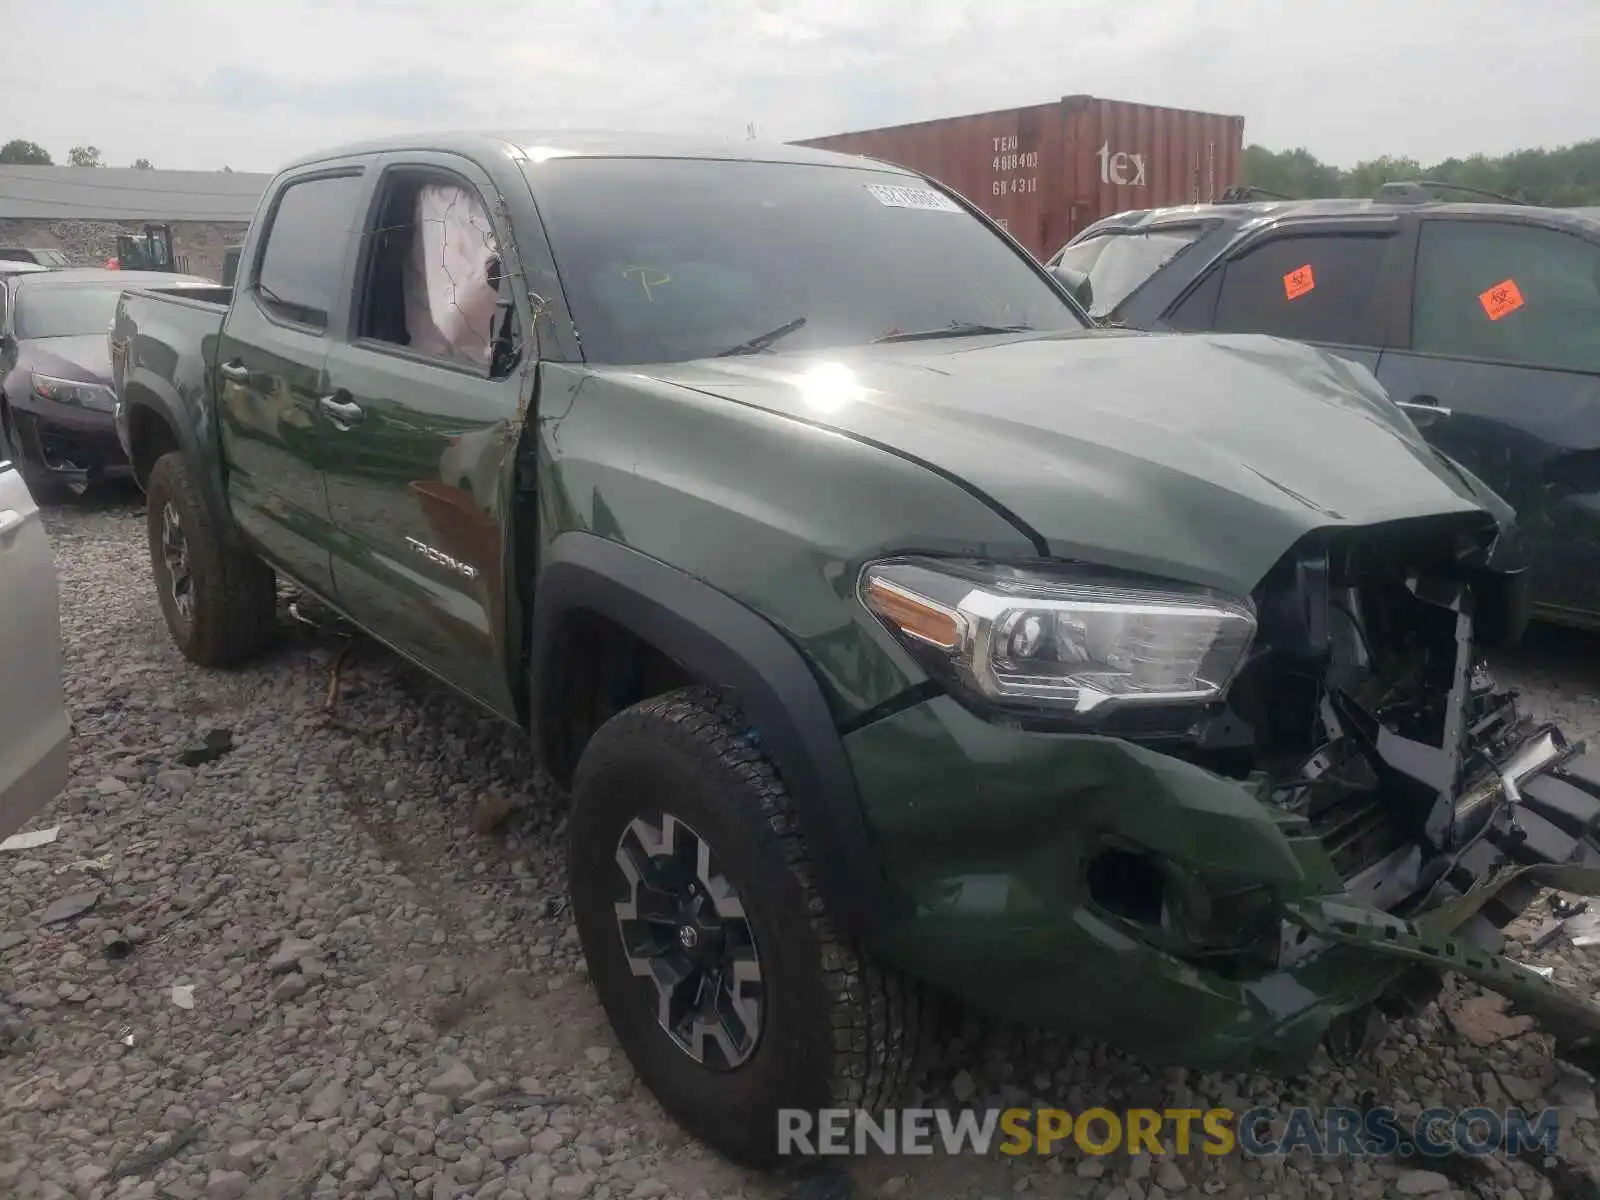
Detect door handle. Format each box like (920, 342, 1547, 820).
(218, 360, 250, 383)
(318, 392, 365, 429)
(1396, 394, 1452, 423)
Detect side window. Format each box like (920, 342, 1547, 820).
(1412, 220, 1600, 374)
(254, 174, 365, 331)
(1210, 233, 1392, 346)
(354, 170, 521, 378)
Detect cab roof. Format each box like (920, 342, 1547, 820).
(283, 130, 910, 175)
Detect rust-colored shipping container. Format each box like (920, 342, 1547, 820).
(795, 95, 1245, 259)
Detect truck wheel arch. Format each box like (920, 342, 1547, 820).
(119, 378, 237, 547)
(530, 532, 890, 940)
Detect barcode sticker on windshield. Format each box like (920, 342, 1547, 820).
(865, 183, 962, 212)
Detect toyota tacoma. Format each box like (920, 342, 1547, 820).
(109, 131, 1600, 1165)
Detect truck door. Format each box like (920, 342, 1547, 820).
(215, 165, 370, 599)
(318, 155, 530, 717)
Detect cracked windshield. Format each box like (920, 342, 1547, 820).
(4, 4, 1600, 1200)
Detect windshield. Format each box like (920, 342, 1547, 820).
(14, 285, 127, 338)
(526, 158, 1086, 365)
(1053, 228, 1202, 318)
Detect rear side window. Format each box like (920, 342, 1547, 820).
(255, 174, 364, 330)
(1411, 220, 1600, 374)
(1209, 233, 1392, 347)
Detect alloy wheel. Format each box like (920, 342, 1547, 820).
(160, 501, 194, 623)
(613, 811, 764, 1069)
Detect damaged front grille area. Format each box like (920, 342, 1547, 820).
(1203, 512, 1551, 893)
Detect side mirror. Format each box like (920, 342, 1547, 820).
(1051, 265, 1093, 313)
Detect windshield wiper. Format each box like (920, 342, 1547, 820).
(714, 316, 808, 357)
(872, 321, 1034, 344)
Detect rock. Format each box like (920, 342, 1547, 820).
(39, 890, 101, 925)
(471, 793, 513, 835)
(1395, 1171, 1451, 1195)
(267, 937, 319, 973)
(306, 1079, 347, 1120)
(0, 932, 23, 953)
(426, 1060, 479, 1099)
(1156, 1162, 1186, 1192)
(490, 1133, 529, 1161)
(1449, 994, 1535, 1047)
(156, 769, 196, 795)
(1077, 1160, 1106, 1179)
(583, 1046, 611, 1066)
(553, 1174, 595, 1198)
(206, 1169, 250, 1200)
(629, 1182, 669, 1200)
(272, 974, 309, 1003)
(95, 776, 127, 795)
(224, 1141, 263, 1171)
(530, 1128, 566, 1154)
(951, 1070, 977, 1102)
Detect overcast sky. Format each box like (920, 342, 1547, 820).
(12, 0, 1597, 173)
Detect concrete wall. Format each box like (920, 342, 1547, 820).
(0, 217, 248, 282)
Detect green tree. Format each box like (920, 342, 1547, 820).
(1239, 145, 1342, 198)
(67, 145, 102, 168)
(1341, 155, 1425, 197)
(132, 157, 153, 169)
(0, 139, 52, 165)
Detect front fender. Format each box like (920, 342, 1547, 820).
(530, 531, 893, 941)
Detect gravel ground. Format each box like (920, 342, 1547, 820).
(5, 496, 1600, 1200)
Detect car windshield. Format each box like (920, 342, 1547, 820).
(525, 157, 1086, 365)
(14, 285, 126, 338)
(1053, 228, 1202, 318)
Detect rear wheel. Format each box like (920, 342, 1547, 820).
(145, 450, 277, 665)
(568, 687, 925, 1165)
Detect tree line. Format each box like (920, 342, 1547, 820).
(1240, 139, 1600, 206)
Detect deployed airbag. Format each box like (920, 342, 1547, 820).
(403, 182, 501, 370)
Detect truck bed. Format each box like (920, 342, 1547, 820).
(109, 285, 235, 485)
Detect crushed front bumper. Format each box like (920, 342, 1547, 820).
(10, 395, 132, 485)
(846, 695, 1600, 1074)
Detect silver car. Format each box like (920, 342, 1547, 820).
(0, 458, 69, 838)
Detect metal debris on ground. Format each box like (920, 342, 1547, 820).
(0, 827, 59, 852)
(1566, 911, 1600, 948)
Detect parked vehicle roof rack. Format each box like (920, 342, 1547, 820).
(1374, 180, 1527, 205)
(1217, 185, 1297, 203)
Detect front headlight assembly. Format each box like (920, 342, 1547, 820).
(32, 373, 117, 413)
(860, 557, 1257, 717)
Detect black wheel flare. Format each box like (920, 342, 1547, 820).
(613, 811, 764, 1070)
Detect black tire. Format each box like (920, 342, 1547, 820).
(145, 450, 277, 666)
(568, 687, 925, 1166)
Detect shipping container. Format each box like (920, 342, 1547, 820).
(795, 95, 1245, 259)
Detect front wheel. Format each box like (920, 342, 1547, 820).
(145, 451, 278, 666)
(568, 687, 926, 1165)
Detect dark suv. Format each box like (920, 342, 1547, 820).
(1047, 187, 1600, 629)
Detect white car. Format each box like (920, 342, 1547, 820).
(0, 459, 69, 838)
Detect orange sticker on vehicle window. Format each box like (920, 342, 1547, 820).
(1283, 264, 1315, 301)
(1479, 278, 1524, 321)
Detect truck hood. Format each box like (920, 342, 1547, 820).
(639, 330, 1507, 595)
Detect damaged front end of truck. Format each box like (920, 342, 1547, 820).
(856, 505, 1600, 1073)
(1213, 507, 1600, 1068)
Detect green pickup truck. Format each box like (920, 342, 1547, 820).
(109, 131, 1600, 1163)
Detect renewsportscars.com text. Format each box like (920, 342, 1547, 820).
(777, 1107, 1561, 1158)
